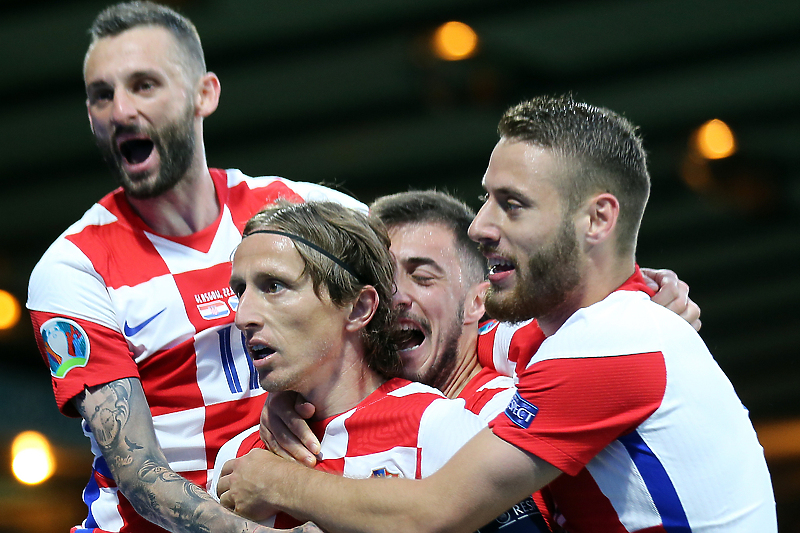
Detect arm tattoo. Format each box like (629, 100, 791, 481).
(77, 380, 132, 449)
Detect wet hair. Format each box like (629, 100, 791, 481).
(87, 1, 206, 80)
(370, 190, 486, 286)
(498, 94, 651, 256)
(243, 201, 401, 378)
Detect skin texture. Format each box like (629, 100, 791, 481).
(84, 25, 221, 236)
(230, 232, 383, 420)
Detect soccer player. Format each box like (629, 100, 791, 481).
(216, 96, 777, 532)
(221, 190, 701, 531)
(26, 3, 362, 532)
(211, 200, 488, 528)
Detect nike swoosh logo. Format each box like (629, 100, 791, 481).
(124, 308, 166, 336)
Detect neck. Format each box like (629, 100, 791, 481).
(304, 342, 386, 421)
(126, 148, 220, 237)
(537, 253, 635, 337)
(441, 327, 482, 399)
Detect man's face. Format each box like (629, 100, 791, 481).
(468, 139, 582, 323)
(230, 234, 351, 395)
(84, 26, 197, 199)
(389, 222, 469, 390)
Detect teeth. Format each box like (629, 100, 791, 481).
(488, 257, 513, 268)
(249, 344, 275, 361)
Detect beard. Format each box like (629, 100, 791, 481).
(483, 216, 582, 323)
(95, 103, 196, 200)
(403, 303, 464, 392)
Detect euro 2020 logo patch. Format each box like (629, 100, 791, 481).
(40, 318, 90, 378)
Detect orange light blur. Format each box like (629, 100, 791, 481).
(0, 289, 21, 330)
(433, 21, 478, 61)
(694, 119, 737, 160)
(11, 431, 56, 485)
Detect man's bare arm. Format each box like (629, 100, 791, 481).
(220, 427, 560, 533)
(75, 377, 273, 533)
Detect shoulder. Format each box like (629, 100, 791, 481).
(219, 169, 368, 213)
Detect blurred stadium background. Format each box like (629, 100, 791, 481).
(0, 0, 798, 530)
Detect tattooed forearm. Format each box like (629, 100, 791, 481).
(75, 378, 267, 533)
(76, 380, 132, 448)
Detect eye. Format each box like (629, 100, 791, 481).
(411, 273, 435, 286)
(87, 87, 113, 105)
(263, 280, 286, 294)
(134, 78, 157, 93)
(230, 282, 245, 298)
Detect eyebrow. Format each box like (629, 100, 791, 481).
(401, 256, 446, 274)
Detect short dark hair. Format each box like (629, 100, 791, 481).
(88, 1, 206, 79)
(370, 190, 486, 286)
(499, 94, 651, 256)
(243, 201, 401, 378)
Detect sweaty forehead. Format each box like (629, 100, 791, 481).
(389, 223, 460, 267)
(84, 25, 189, 81)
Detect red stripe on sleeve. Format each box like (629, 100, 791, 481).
(491, 352, 666, 475)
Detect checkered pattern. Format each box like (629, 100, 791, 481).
(211, 378, 486, 528)
(27, 169, 367, 533)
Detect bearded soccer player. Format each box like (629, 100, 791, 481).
(26, 3, 362, 532)
(222, 191, 702, 532)
(216, 97, 776, 533)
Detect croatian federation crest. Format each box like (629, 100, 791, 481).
(40, 318, 90, 378)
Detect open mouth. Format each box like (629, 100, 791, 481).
(397, 325, 426, 352)
(119, 138, 155, 165)
(488, 257, 515, 276)
(248, 344, 276, 361)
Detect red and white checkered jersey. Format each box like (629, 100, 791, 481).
(210, 378, 486, 528)
(476, 318, 545, 381)
(27, 169, 367, 533)
(491, 270, 776, 532)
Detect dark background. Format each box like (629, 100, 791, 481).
(0, 0, 798, 530)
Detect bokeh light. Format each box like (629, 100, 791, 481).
(11, 431, 56, 485)
(0, 289, 21, 330)
(432, 21, 478, 61)
(694, 119, 737, 160)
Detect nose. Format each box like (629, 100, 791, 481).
(233, 290, 262, 333)
(392, 276, 413, 310)
(110, 90, 138, 125)
(468, 201, 499, 245)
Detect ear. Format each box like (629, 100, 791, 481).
(582, 192, 620, 246)
(86, 102, 95, 134)
(462, 280, 489, 326)
(195, 72, 221, 118)
(345, 285, 380, 333)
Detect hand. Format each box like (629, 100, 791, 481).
(260, 391, 320, 467)
(641, 267, 702, 331)
(217, 449, 285, 521)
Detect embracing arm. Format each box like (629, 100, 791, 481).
(74, 377, 271, 533)
(641, 267, 701, 330)
(220, 427, 560, 533)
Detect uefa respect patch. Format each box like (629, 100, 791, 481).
(40, 318, 90, 378)
(504, 391, 539, 429)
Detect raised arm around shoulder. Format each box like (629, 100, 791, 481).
(74, 377, 271, 533)
(223, 427, 561, 533)
(641, 267, 702, 331)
